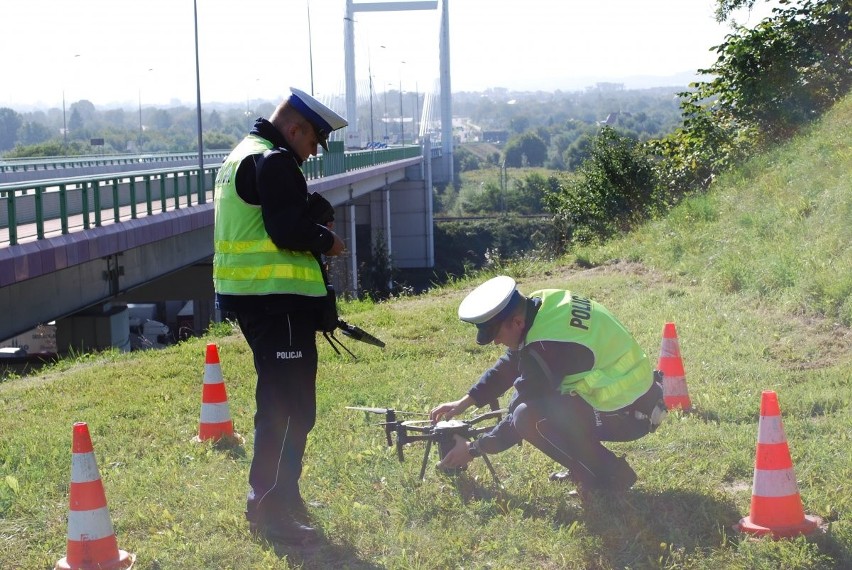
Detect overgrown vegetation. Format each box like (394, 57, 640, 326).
(647, 0, 850, 199)
(433, 216, 559, 279)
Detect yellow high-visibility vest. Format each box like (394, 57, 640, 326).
(524, 289, 652, 411)
(213, 135, 325, 297)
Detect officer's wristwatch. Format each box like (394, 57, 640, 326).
(467, 439, 483, 458)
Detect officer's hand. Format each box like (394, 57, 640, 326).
(437, 435, 473, 470)
(430, 401, 459, 422)
(325, 232, 345, 256)
(430, 394, 474, 422)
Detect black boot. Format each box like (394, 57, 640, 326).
(249, 513, 318, 546)
(597, 455, 637, 492)
(247, 502, 319, 546)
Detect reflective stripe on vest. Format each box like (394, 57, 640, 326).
(213, 135, 326, 297)
(524, 289, 652, 411)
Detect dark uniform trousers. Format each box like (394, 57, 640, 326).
(512, 379, 664, 487)
(237, 310, 318, 522)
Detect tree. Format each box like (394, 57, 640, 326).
(67, 108, 84, 137)
(454, 146, 482, 172)
(204, 131, 237, 150)
(696, 0, 851, 141)
(508, 172, 558, 214)
(546, 127, 659, 242)
(17, 121, 53, 146)
(503, 131, 547, 167)
(0, 107, 23, 150)
(509, 115, 530, 134)
(563, 133, 595, 171)
(103, 108, 128, 128)
(641, 0, 851, 202)
(70, 100, 96, 124)
(150, 109, 172, 130)
(207, 109, 223, 130)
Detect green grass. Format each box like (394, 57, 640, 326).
(1, 97, 851, 568)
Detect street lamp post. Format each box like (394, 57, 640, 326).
(369, 72, 375, 146)
(399, 78, 404, 147)
(383, 87, 389, 142)
(307, 0, 315, 95)
(193, 0, 205, 204)
(399, 60, 406, 146)
(367, 46, 375, 146)
(413, 82, 419, 142)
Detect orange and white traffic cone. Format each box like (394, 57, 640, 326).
(55, 422, 134, 570)
(193, 343, 242, 444)
(735, 390, 822, 538)
(657, 322, 691, 410)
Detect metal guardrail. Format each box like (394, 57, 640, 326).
(0, 151, 231, 173)
(0, 167, 216, 246)
(0, 145, 423, 246)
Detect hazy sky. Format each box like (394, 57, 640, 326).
(1, 0, 774, 110)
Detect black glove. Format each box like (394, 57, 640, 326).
(307, 192, 335, 226)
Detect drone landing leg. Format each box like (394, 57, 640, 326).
(481, 453, 503, 488)
(419, 439, 433, 480)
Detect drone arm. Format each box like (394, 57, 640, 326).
(468, 409, 507, 424)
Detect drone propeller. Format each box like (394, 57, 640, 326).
(346, 406, 391, 414)
(375, 420, 431, 427)
(346, 406, 429, 417)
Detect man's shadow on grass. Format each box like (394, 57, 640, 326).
(267, 533, 383, 570)
(453, 477, 744, 566)
(564, 488, 742, 567)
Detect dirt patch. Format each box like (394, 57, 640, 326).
(762, 317, 852, 371)
(575, 259, 670, 284)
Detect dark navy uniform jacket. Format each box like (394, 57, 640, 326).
(465, 297, 597, 454)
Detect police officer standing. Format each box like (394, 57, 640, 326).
(213, 88, 347, 545)
(431, 276, 667, 495)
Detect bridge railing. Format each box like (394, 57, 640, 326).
(0, 145, 423, 246)
(0, 151, 231, 174)
(0, 167, 218, 245)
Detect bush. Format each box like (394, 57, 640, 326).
(433, 216, 559, 278)
(545, 127, 660, 243)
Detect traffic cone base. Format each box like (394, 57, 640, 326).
(735, 513, 822, 539)
(56, 549, 134, 570)
(735, 391, 822, 539)
(657, 322, 692, 410)
(56, 422, 135, 570)
(194, 343, 242, 444)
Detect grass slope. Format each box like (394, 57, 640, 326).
(1, 97, 850, 569)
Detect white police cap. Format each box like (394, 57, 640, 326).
(458, 276, 521, 345)
(287, 87, 348, 151)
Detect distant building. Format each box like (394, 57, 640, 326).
(482, 130, 509, 144)
(597, 111, 632, 127)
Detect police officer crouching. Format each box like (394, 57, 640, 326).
(431, 276, 667, 496)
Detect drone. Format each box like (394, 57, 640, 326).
(347, 405, 505, 485)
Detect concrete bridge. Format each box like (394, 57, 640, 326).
(0, 142, 442, 354)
